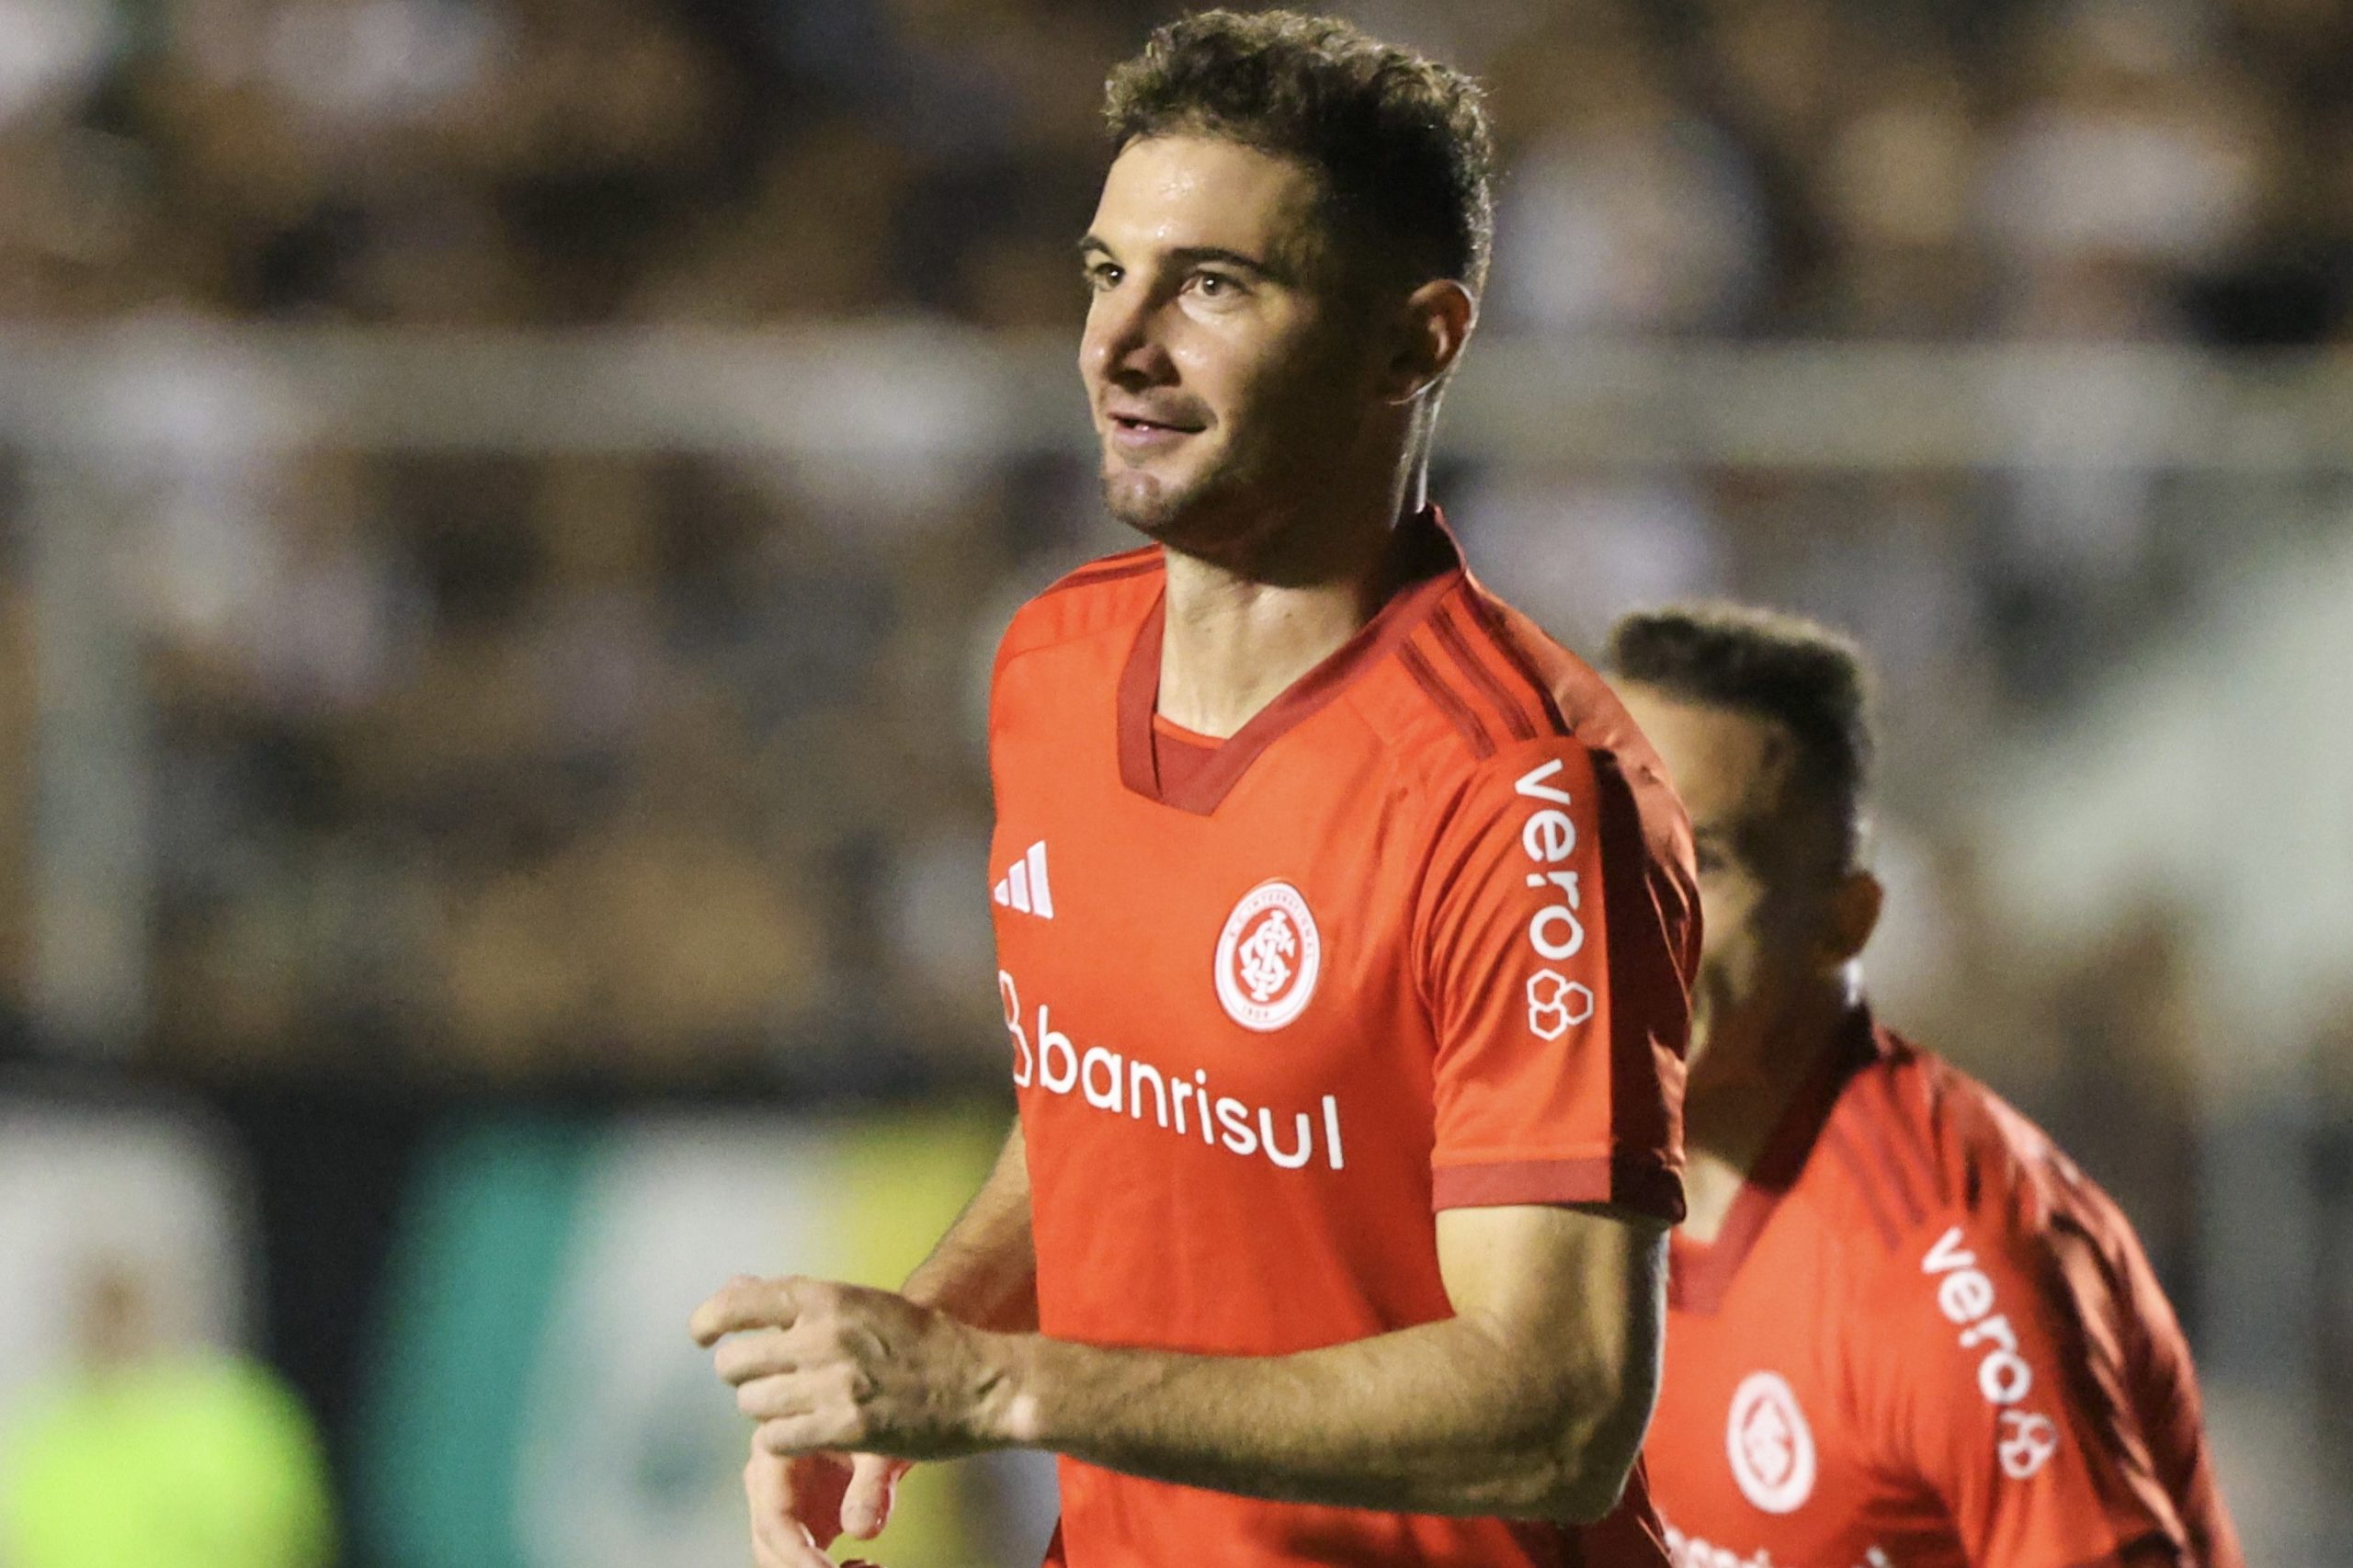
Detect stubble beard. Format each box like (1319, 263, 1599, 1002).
(1098, 442, 1263, 559)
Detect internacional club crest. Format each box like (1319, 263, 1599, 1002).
(1213, 881, 1321, 1031)
(1726, 1370, 1816, 1514)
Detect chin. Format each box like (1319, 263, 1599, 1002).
(1101, 470, 1187, 536)
(1100, 465, 1242, 552)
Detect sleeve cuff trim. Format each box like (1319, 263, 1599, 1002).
(1431, 1154, 1686, 1223)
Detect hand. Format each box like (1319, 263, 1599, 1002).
(741, 1443, 909, 1568)
(693, 1275, 1020, 1460)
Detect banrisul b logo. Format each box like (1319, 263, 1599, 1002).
(1213, 881, 1321, 1031)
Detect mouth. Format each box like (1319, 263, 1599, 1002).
(1106, 409, 1206, 444)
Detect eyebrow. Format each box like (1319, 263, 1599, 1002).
(1077, 235, 1285, 282)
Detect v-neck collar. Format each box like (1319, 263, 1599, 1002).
(1115, 507, 1464, 816)
(1669, 1007, 1883, 1315)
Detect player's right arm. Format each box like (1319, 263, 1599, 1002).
(741, 1123, 1035, 1568)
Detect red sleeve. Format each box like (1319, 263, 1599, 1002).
(1871, 1211, 2197, 1567)
(1414, 735, 1691, 1221)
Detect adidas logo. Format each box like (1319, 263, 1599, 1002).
(993, 840, 1055, 918)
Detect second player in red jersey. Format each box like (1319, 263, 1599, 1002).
(1606, 605, 2243, 1568)
(691, 12, 1699, 1567)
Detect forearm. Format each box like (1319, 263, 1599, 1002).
(902, 1124, 1038, 1332)
(990, 1230, 1663, 1522)
(699, 1196, 1663, 1520)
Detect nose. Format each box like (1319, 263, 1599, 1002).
(1080, 280, 1174, 393)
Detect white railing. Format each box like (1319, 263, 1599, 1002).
(5, 324, 2353, 468)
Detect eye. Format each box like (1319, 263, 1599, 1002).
(1188, 269, 1244, 300)
(1083, 260, 1122, 291)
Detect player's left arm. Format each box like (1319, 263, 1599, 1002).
(693, 1200, 1664, 1522)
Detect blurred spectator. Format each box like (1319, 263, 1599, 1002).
(0, 1257, 335, 1568)
(1982, 2, 2273, 340)
(1487, 3, 1765, 335)
(1812, 58, 1988, 336)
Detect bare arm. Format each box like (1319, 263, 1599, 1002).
(900, 1122, 1036, 1331)
(1005, 1204, 1664, 1521)
(700, 1202, 1666, 1525)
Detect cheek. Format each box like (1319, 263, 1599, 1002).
(1694, 935, 1752, 1002)
(1695, 891, 1774, 990)
(1200, 310, 1348, 415)
(1161, 327, 1229, 404)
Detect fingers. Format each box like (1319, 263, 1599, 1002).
(840, 1454, 911, 1540)
(751, 1508, 832, 1568)
(692, 1275, 815, 1346)
(713, 1329, 801, 1387)
(736, 1371, 819, 1424)
(756, 1414, 848, 1458)
(754, 1532, 824, 1568)
(745, 1449, 836, 1568)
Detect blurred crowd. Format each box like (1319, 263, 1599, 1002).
(0, 1, 2345, 1239)
(1, 0, 2347, 336)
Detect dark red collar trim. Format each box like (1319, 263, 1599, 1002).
(1670, 1006, 1883, 1315)
(1115, 508, 1464, 815)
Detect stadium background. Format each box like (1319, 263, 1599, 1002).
(0, 0, 2347, 1562)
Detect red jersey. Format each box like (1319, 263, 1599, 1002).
(1649, 1011, 2243, 1568)
(986, 511, 1699, 1566)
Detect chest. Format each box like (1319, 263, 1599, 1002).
(989, 722, 1427, 1113)
(1654, 1208, 1950, 1567)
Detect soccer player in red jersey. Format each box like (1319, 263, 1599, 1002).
(689, 12, 1700, 1566)
(1605, 604, 2244, 1568)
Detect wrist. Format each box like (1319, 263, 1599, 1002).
(969, 1329, 1051, 1449)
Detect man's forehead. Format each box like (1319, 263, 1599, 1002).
(1089, 134, 1325, 261)
(1621, 687, 1802, 825)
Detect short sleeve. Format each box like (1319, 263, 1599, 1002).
(1415, 735, 1692, 1221)
(1874, 1213, 2194, 1566)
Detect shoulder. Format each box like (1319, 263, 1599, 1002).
(992, 547, 1164, 684)
(1824, 1031, 2143, 1277)
(1374, 580, 1695, 923)
(1370, 579, 1688, 821)
(1824, 1030, 2211, 1546)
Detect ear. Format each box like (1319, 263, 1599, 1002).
(1378, 279, 1477, 404)
(1822, 869, 1882, 966)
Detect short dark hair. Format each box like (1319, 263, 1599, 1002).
(1606, 603, 1874, 865)
(1102, 10, 1495, 294)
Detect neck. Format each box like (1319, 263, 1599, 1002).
(1678, 973, 1860, 1242)
(1155, 465, 1423, 739)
